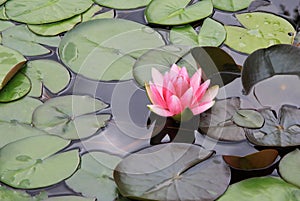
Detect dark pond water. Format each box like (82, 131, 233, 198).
(20, 0, 300, 199)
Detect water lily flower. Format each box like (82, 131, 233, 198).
(146, 64, 219, 121)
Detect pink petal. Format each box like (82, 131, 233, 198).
(179, 67, 189, 81)
(192, 79, 210, 105)
(151, 68, 164, 95)
(200, 85, 219, 103)
(191, 101, 215, 115)
(174, 76, 189, 97)
(180, 87, 193, 108)
(169, 64, 180, 81)
(148, 105, 174, 117)
(190, 68, 202, 90)
(167, 95, 183, 115)
(163, 81, 176, 100)
(149, 83, 168, 108)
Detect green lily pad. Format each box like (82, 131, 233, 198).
(233, 109, 265, 129)
(212, 0, 253, 11)
(66, 152, 122, 201)
(191, 46, 241, 86)
(5, 0, 93, 24)
(242, 44, 300, 94)
(170, 18, 226, 47)
(0, 121, 47, 149)
(81, 5, 114, 22)
(279, 149, 300, 188)
(245, 105, 300, 147)
(2, 25, 61, 56)
(59, 18, 165, 81)
(0, 20, 14, 32)
(0, 97, 42, 123)
(45, 196, 95, 201)
(133, 45, 196, 86)
(199, 97, 246, 141)
(94, 0, 151, 9)
(22, 60, 70, 98)
(0, 0, 6, 6)
(0, 185, 47, 201)
(32, 95, 110, 140)
(114, 143, 230, 201)
(0, 135, 80, 189)
(0, 5, 8, 20)
(225, 12, 295, 54)
(0, 45, 26, 90)
(217, 177, 300, 201)
(145, 0, 213, 25)
(0, 73, 31, 102)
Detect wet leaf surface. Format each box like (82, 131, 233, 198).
(5, 0, 93, 24)
(217, 177, 300, 201)
(59, 18, 165, 81)
(66, 152, 122, 201)
(232, 109, 264, 128)
(279, 149, 300, 188)
(22, 60, 70, 97)
(0, 185, 46, 201)
(114, 143, 230, 201)
(0, 135, 80, 189)
(32, 95, 110, 140)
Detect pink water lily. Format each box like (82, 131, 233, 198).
(146, 64, 219, 120)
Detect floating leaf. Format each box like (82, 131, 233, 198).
(191, 46, 241, 86)
(114, 143, 230, 201)
(212, 0, 253, 11)
(279, 149, 300, 188)
(32, 95, 110, 140)
(81, 5, 114, 22)
(233, 109, 264, 128)
(170, 18, 226, 47)
(0, 45, 26, 90)
(0, 121, 47, 149)
(0, 5, 8, 20)
(45, 196, 95, 201)
(0, 185, 47, 201)
(94, 0, 151, 9)
(245, 105, 300, 147)
(242, 44, 300, 94)
(217, 177, 300, 201)
(145, 0, 213, 25)
(0, 73, 31, 102)
(225, 12, 295, 54)
(0, 20, 14, 31)
(5, 0, 93, 24)
(59, 18, 165, 81)
(0, 97, 42, 123)
(2, 25, 61, 56)
(133, 45, 196, 86)
(0, 0, 6, 6)
(66, 152, 122, 201)
(22, 60, 70, 97)
(199, 97, 246, 141)
(0, 135, 80, 189)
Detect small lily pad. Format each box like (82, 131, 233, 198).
(0, 185, 47, 201)
(94, 0, 151, 9)
(0, 45, 26, 90)
(2, 25, 61, 56)
(114, 143, 230, 201)
(32, 95, 110, 140)
(212, 0, 253, 11)
(0, 121, 47, 149)
(22, 60, 70, 98)
(59, 18, 165, 81)
(0, 73, 31, 102)
(66, 152, 122, 201)
(279, 149, 300, 188)
(233, 109, 264, 129)
(0, 97, 42, 123)
(170, 18, 226, 47)
(0, 135, 80, 189)
(199, 97, 246, 141)
(217, 177, 300, 201)
(5, 0, 93, 24)
(45, 196, 95, 201)
(145, 0, 213, 25)
(225, 12, 295, 54)
(245, 105, 300, 147)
